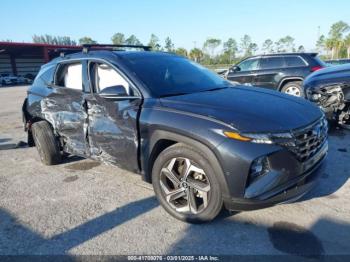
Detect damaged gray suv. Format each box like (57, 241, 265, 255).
(22, 44, 328, 223)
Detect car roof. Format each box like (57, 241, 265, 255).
(246, 53, 318, 59)
(48, 50, 178, 65)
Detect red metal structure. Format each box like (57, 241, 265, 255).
(0, 42, 81, 77)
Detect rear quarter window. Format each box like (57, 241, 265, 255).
(285, 56, 307, 67)
(33, 65, 56, 86)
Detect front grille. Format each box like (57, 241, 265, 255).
(287, 118, 328, 162)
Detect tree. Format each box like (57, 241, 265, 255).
(125, 35, 142, 45)
(275, 36, 295, 53)
(325, 21, 350, 59)
(240, 35, 258, 57)
(148, 34, 161, 50)
(203, 38, 221, 58)
(79, 36, 97, 45)
(111, 33, 125, 45)
(223, 38, 238, 63)
(329, 21, 349, 40)
(164, 37, 175, 52)
(345, 34, 350, 59)
(175, 47, 188, 57)
(262, 39, 274, 53)
(189, 48, 204, 62)
(325, 38, 336, 59)
(297, 45, 305, 52)
(316, 35, 326, 52)
(32, 35, 76, 45)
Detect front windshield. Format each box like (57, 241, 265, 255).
(122, 54, 231, 97)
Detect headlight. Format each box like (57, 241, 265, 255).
(223, 131, 293, 144)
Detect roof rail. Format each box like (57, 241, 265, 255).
(82, 44, 152, 52)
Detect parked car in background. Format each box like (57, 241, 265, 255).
(303, 63, 350, 129)
(0, 73, 18, 85)
(22, 45, 328, 223)
(325, 59, 350, 66)
(17, 75, 33, 84)
(224, 53, 327, 97)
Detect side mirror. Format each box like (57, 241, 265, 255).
(99, 85, 128, 97)
(231, 66, 241, 72)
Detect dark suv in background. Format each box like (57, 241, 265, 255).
(225, 53, 327, 97)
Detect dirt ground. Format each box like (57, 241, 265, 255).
(0, 86, 349, 257)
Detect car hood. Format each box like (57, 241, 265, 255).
(160, 86, 322, 133)
(304, 64, 350, 88)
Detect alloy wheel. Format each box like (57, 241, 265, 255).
(159, 157, 211, 214)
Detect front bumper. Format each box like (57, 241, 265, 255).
(216, 139, 328, 211)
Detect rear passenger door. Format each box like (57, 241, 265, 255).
(41, 61, 89, 156)
(85, 61, 142, 172)
(227, 58, 260, 85)
(253, 56, 285, 89)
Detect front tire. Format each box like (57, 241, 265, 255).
(32, 121, 62, 165)
(281, 81, 303, 97)
(152, 143, 223, 223)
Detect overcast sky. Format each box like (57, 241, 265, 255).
(1, 0, 350, 51)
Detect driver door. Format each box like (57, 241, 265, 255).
(85, 61, 142, 172)
(227, 57, 260, 85)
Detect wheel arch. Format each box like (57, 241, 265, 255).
(142, 130, 230, 197)
(278, 77, 304, 91)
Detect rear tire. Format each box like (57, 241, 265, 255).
(281, 81, 303, 97)
(32, 121, 62, 165)
(152, 143, 223, 223)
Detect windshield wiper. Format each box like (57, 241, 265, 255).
(200, 86, 229, 92)
(160, 92, 188, 98)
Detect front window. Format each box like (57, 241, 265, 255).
(121, 54, 231, 97)
(237, 58, 259, 71)
(90, 62, 131, 95)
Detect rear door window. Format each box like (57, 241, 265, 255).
(55, 62, 83, 90)
(260, 57, 285, 69)
(285, 56, 307, 67)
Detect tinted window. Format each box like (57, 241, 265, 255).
(260, 57, 285, 69)
(285, 56, 307, 67)
(55, 62, 83, 90)
(121, 55, 230, 97)
(238, 58, 259, 71)
(90, 62, 132, 95)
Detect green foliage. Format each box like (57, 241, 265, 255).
(262, 39, 274, 53)
(79, 36, 97, 45)
(111, 33, 125, 45)
(275, 36, 295, 53)
(322, 21, 350, 59)
(223, 38, 238, 63)
(32, 34, 77, 46)
(125, 35, 142, 45)
(203, 38, 221, 58)
(189, 48, 203, 62)
(175, 47, 188, 57)
(148, 34, 161, 50)
(164, 37, 175, 52)
(239, 35, 258, 57)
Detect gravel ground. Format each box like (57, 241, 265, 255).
(0, 86, 349, 257)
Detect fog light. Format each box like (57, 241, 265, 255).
(249, 156, 269, 183)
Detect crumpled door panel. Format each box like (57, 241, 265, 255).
(41, 88, 88, 156)
(87, 96, 140, 172)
